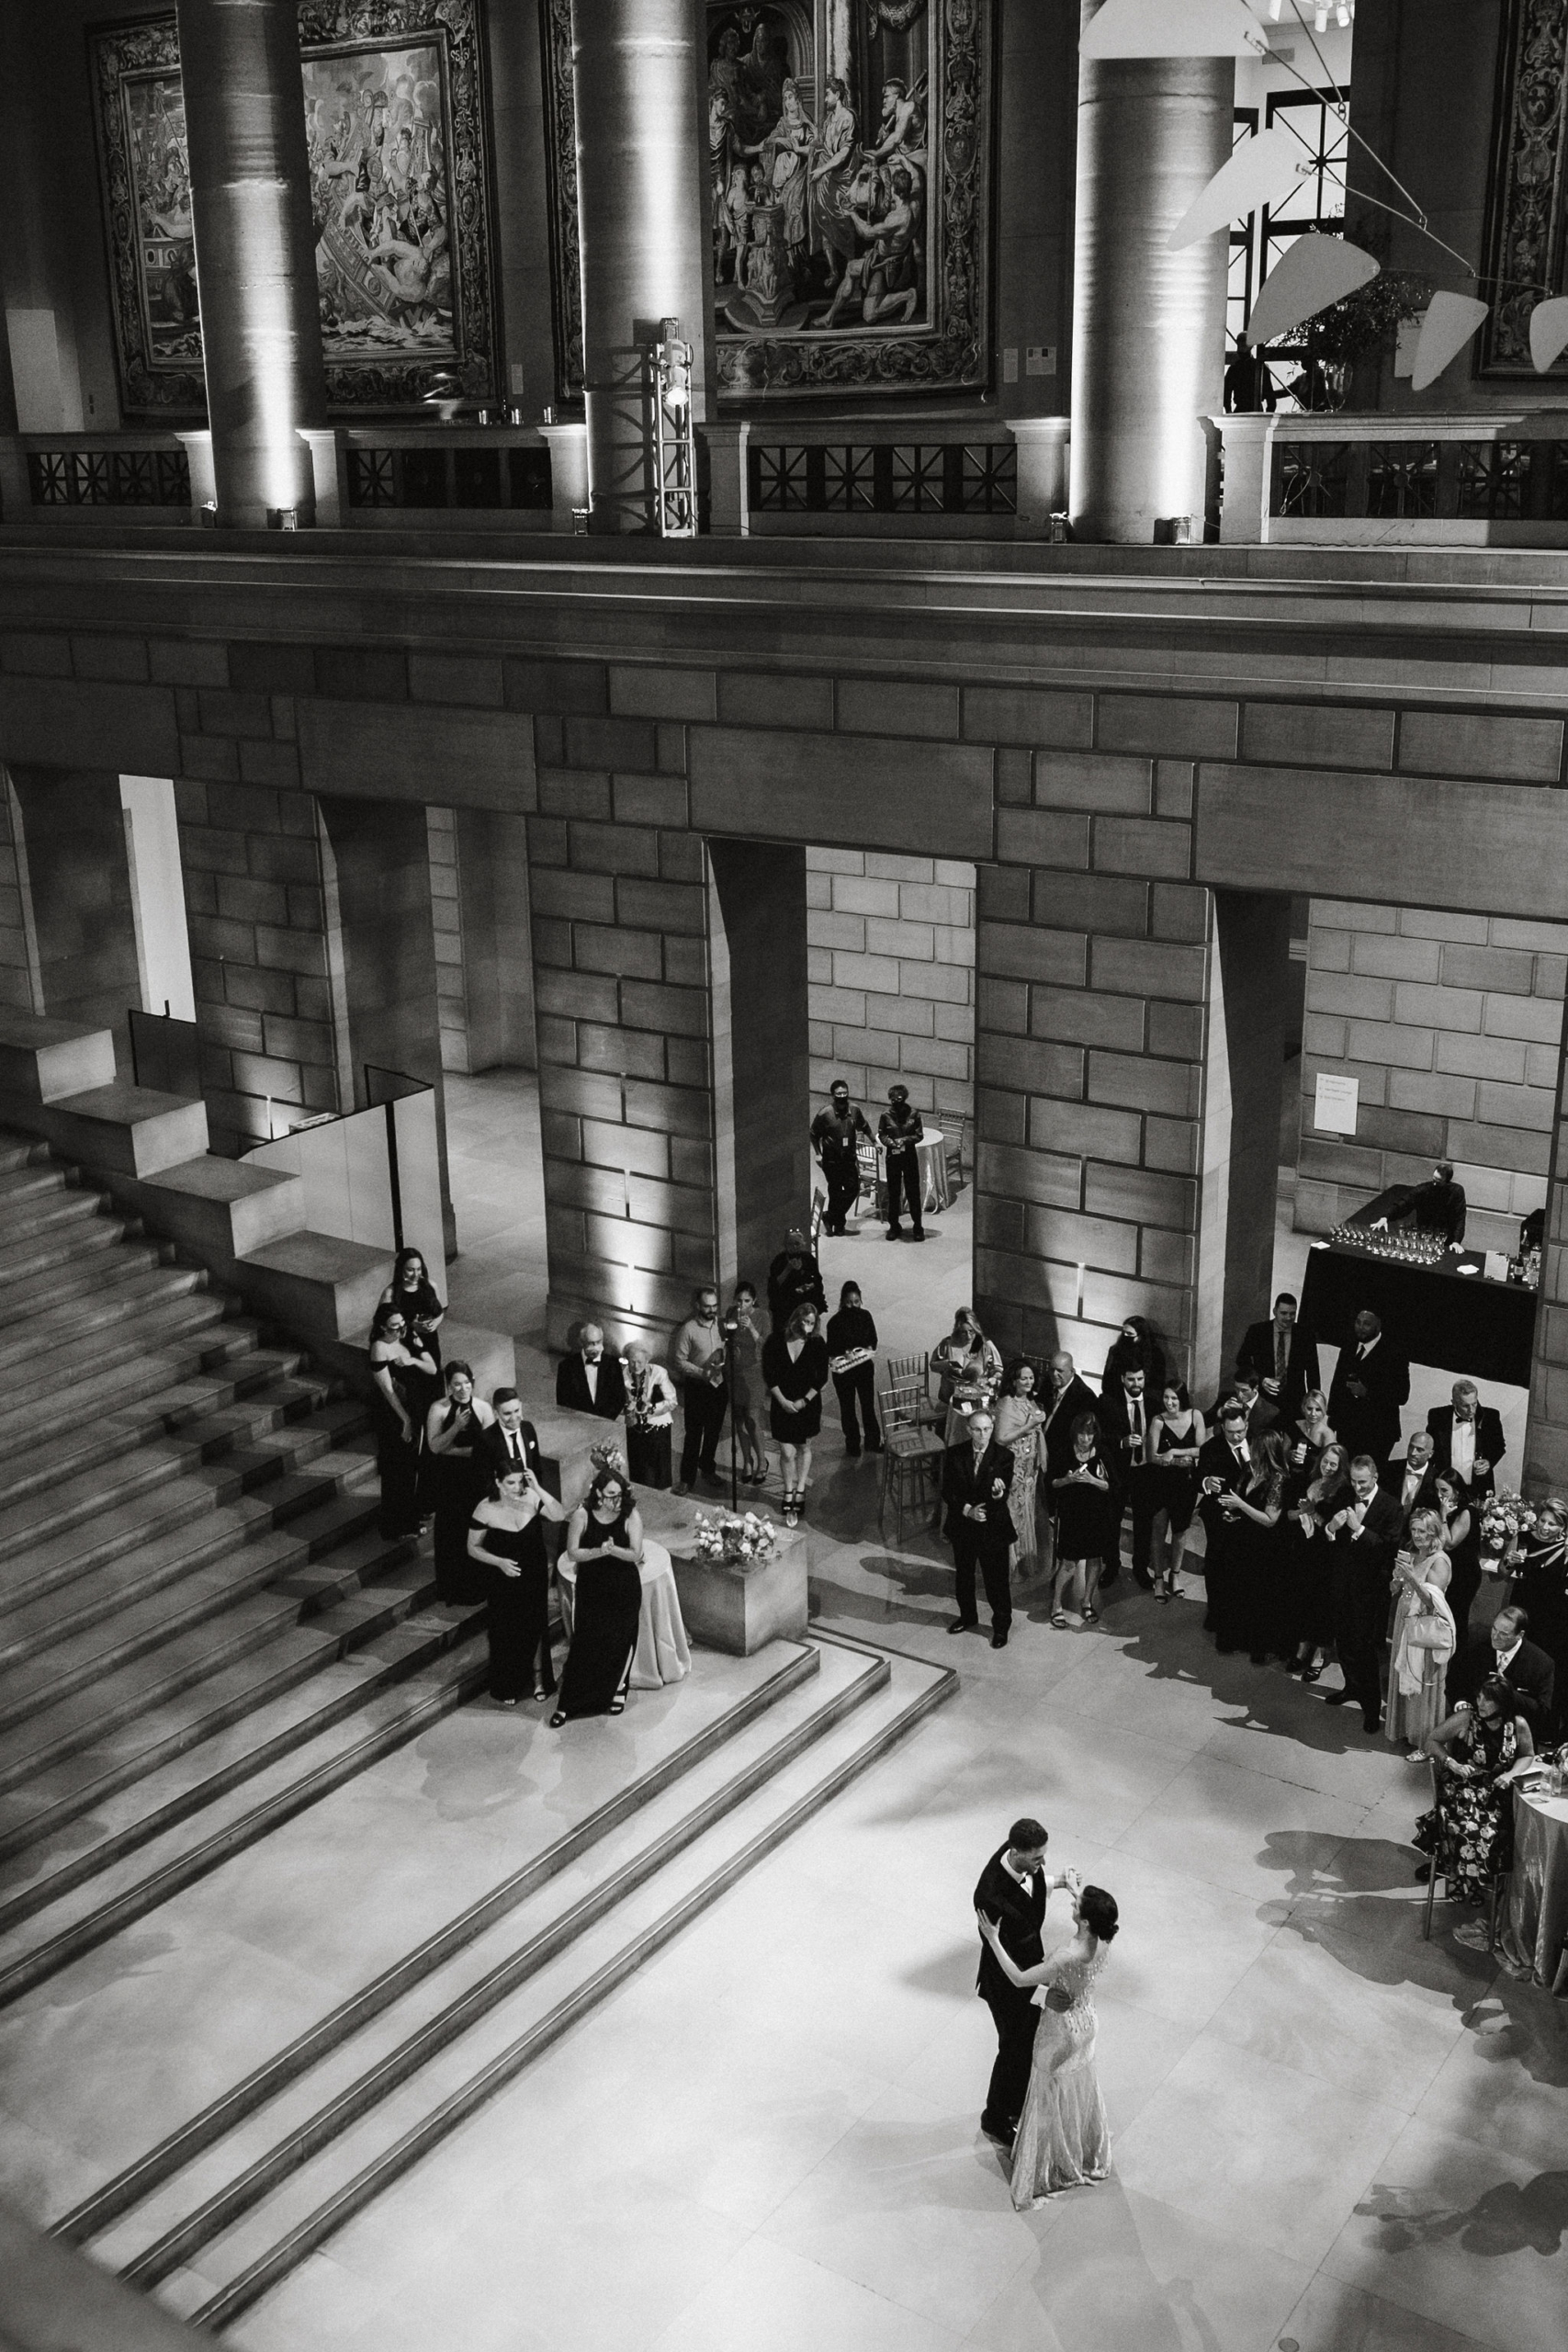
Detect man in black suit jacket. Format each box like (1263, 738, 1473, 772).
(1096, 1364, 1156, 1588)
(1326, 1309, 1409, 1468)
(554, 1324, 627, 1421)
(1426, 1380, 1506, 1500)
(481, 1390, 546, 1484)
(1041, 1352, 1100, 1485)
(1379, 1428, 1441, 1535)
(973, 1817, 1060, 2147)
(1196, 1401, 1257, 1649)
(1324, 1453, 1405, 1730)
(1235, 1291, 1321, 1419)
(942, 1409, 1016, 1648)
(1454, 1604, 1555, 1731)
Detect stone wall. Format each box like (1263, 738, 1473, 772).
(0, 774, 41, 1012)
(6, 764, 141, 1054)
(1297, 899, 1565, 1254)
(426, 803, 536, 1078)
(806, 847, 974, 1117)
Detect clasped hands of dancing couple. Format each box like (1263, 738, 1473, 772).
(972, 1820, 1119, 2211)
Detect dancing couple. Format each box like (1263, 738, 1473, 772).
(973, 1817, 1119, 2209)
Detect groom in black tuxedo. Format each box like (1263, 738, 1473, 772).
(974, 1817, 1057, 2147)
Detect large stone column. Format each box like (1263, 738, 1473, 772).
(570, 0, 710, 534)
(175, 0, 326, 527)
(1068, 0, 1232, 542)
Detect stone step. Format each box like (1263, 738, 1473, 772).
(110, 1644, 955, 2330)
(0, 1396, 368, 1571)
(0, 1160, 69, 1208)
(0, 1258, 209, 1374)
(0, 1488, 387, 1736)
(0, 1178, 107, 1245)
(48, 1642, 829, 2246)
(5, 1233, 175, 1325)
(0, 1325, 286, 1468)
(0, 1133, 50, 1178)
(16, 1285, 239, 1396)
(0, 1360, 333, 1512)
(0, 1430, 378, 1674)
(0, 1636, 491, 2010)
(0, 1528, 426, 1804)
(0, 1595, 487, 1933)
(0, 1199, 130, 1286)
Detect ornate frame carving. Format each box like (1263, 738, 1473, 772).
(90, 1, 499, 417)
(1479, 0, 1568, 375)
(538, 0, 994, 405)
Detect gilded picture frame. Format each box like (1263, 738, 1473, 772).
(539, 0, 994, 405)
(90, 1, 499, 417)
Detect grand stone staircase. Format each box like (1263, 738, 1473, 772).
(0, 1125, 954, 2337)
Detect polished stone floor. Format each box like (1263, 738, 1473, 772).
(218, 1075, 1564, 2352)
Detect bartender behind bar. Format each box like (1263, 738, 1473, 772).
(1366, 1159, 1467, 1247)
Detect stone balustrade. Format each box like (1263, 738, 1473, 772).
(1214, 409, 1568, 546)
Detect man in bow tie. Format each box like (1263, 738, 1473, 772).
(554, 1323, 627, 1422)
(1425, 1378, 1505, 1502)
(1196, 1400, 1255, 1649)
(942, 1408, 1017, 1649)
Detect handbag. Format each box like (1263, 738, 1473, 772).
(1404, 1615, 1455, 1653)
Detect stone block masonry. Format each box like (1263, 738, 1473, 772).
(1297, 901, 1567, 1252)
(806, 849, 975, 1118)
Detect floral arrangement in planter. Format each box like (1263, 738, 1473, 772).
(691, 1510, 779, 1568)
(1481, 1490, 1537, 1557)
(589, 1442, 629, 1481)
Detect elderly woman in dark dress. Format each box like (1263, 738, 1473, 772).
(761, 1301, 830, 1528)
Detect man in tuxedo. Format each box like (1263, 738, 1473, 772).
(1426, 1379, 1506, 1499)
(1380, 1427, 1441, 1535)
(1097, 1363, 1153, 1588)
(1454, 1603, 1555, 1732)
(481, 1388, 544, 1483)
(1224, 1368, 1281, 1442)
(554, 1324, 627, 1421)
(942, 1408, 1016, 1648)
(1196, 1400, 1256, 1648)
(1326, 1308, 1409, 1468)
(972, 1817, 1063, 2149)
(1235, 1291, 1320, 1419)
(1324, 1453, 1405, 1731)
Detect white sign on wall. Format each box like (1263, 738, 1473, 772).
(1314, 1072, 1359, 1136)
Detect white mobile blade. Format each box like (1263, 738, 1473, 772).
(1529, 295, 1568, 373)
(1169, 127, 1305, 251)
(1081, 0, 1259, 58)
(1245, 237, 1379, 345)
(1409, 292, 1490, 390)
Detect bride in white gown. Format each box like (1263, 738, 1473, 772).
(976, 1881, 1118, 2208)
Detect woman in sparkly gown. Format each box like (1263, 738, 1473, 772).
(977, 1882, 1118, 2208)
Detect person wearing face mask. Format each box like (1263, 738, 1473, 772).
(1323, 1453, 1405, 1732)
(810, 1078, 874, 1237)
(555, 1322, 628, 1422)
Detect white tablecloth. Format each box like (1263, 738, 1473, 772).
(1506, 1783, 1568, 1995)
(555, 1536, 691, 1690)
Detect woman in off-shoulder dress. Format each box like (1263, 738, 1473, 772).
(977, 1880, 1119, 2208)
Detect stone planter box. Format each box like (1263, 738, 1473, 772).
(669, 1526, 809, 1655)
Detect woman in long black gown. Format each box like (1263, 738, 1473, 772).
(1510, 1498, 1568, 1738)
(368, 1305, 438, 1540)
(551, 1468, 646, 1724)
(1213, 1430, 1289, 1661)
(1283, 1440, 1351, 1680)
(1435, 1472, 1482, 1680)
(467, 1464, 567, 1704)
(423, 1359, 494, 1602)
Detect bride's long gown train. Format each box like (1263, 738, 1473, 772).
(1009, 1948, 1111, 2209)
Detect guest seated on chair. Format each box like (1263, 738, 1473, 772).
(1235, 1291, 1320, 1419)
(555, 1322, 627, 1421)
(1426, 1379, 1505, 1499)
(1416, 1676, 1534, 1903)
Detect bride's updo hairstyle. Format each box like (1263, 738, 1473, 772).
(1079, 1886, 1119, 1942)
